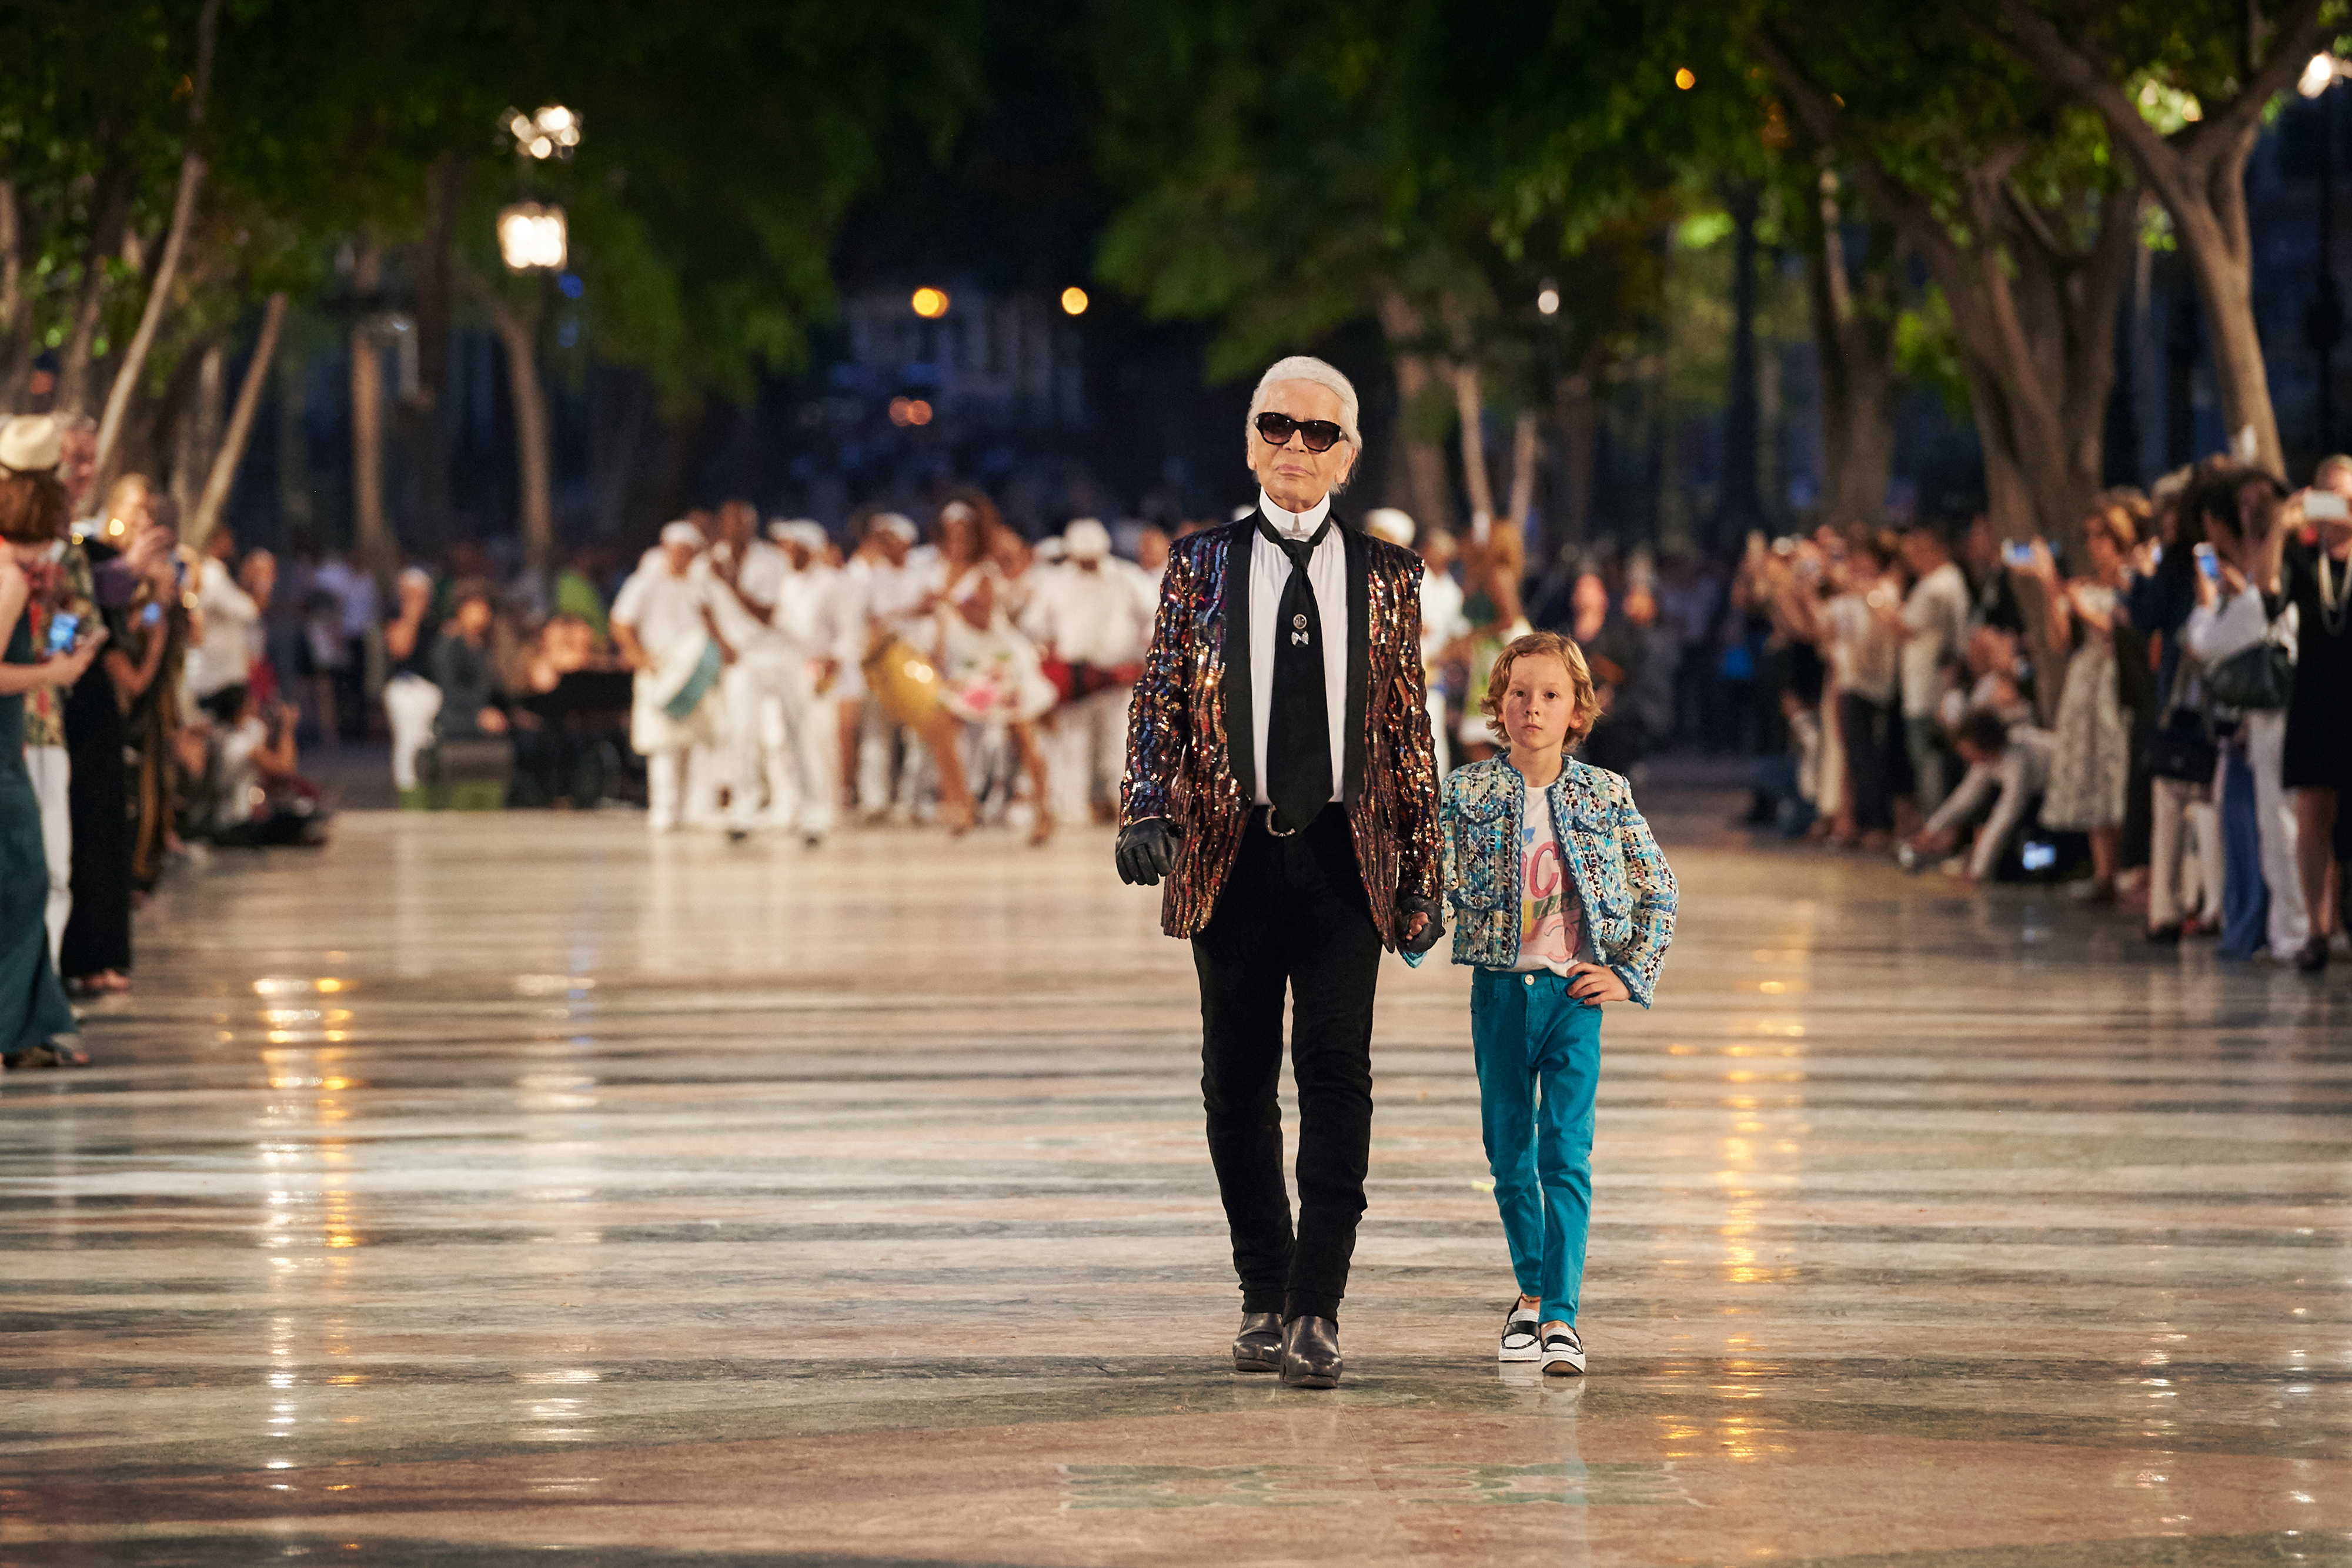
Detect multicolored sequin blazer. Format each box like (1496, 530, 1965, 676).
(1121, 515, 1442, 947)
(1439, 754, 1678, 1007)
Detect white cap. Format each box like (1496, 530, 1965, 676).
(1064, 517, 1110, 561)
(771, 519, 829, 550)
(1363, 507, 1416, 547)
(660, 520, 706, 548)
(1035, 537, 1068, 564)
(873, 512, 917, 543)
(0, 414, 61, 473)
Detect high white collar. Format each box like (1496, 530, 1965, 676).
(1257, 490, 1331, 541)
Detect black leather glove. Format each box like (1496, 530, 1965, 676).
(1396, 894, 1445, 956)
(1115, 818, 1182, 886)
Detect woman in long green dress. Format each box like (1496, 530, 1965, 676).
(0, 536, 103, 1068)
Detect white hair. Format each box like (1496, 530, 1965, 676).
(1246, 356, 1362, 477)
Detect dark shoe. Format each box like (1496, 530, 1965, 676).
(1280, 1315, 1342, 1389)
(2296, 936, 2331, 974)
(1232, 1312, 1282, 1373)
(2145, 924, 2183, 945)
(7, 1037, 89, 1069)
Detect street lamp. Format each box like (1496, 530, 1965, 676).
(911, 287, 951, 319)
(1536, 279, 1561, 317)
(504, 105, 583, 161)
(1061, 286, 1090, 316)
(497, 203, 568, 273)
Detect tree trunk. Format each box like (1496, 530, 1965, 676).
(188, 292, 287, 551)
(1453, 362, 1496, 523)
(55, 156, 134, 417)
(1716, 183, 1764, 543)
(167, 339, 225, 526)
(0, 180, 35, 409)
(404, 153, 460, 555)
(90, 151, 206, 492)
(1555, 370, 1596, 545)
(1803, 191, 1902, 524)
(1994, 0, 2323, 480)
(350, 245, 392, 577)
(490, 295, 555, 579)
(1506, 408, 1539, 527)
(1758, 34, 2139, 548)
(1375, 290, 1459, 535)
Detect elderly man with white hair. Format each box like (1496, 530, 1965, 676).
(1116, 355, 1445, 1389)
(612, 521, 721, 833)
(1031, 517, 1157, 824)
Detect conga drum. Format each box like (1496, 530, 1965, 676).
(653, 633, 724, 722)
(864, 630, 944, 730)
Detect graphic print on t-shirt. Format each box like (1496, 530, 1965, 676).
(1519, 785, 1580, 971)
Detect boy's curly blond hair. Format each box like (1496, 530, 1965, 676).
(1479, 630, 1603, 750)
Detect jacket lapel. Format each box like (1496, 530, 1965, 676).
(1220, 520, 1253, 798)
(1341, 518, 1369, 801)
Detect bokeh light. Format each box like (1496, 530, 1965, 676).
(911, 287, 950, 319)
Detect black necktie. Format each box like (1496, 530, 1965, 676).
(1259, 515, 1333, 833)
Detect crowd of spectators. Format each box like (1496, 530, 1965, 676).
(1729, 461, 2352, 972)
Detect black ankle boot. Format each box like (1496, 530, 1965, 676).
(1232, 1312, 1282, 1373)
(1281, 1315, 1342, 1388)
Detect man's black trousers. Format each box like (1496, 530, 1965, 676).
(1191, 803, 1381, 1322)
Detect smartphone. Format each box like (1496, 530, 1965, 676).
(2194, 542, 2220, 581)
(142, 601, 163, 626)
(2001, 541, 2034, 569)
(2306, 489, 2350, 522)
(44, 612, 81, 655)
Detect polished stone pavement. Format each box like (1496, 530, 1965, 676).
(4, 801, 2349, 1567)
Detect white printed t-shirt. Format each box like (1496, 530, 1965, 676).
(1511, 783, 1584, 974)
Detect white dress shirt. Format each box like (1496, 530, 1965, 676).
(611, 556, 710, 656)
(1031, 558, 1157, 667)
(1249, 490, 1349, 808)
(692, 539, 793, 660)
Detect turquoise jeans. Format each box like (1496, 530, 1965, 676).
(1470, 967, 1602, 1324)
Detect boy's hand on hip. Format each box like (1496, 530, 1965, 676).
(1566, 963, 1629, 1004)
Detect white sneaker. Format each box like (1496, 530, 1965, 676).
(1498, 1302, 1541, 1362)
(1541, 1323, 1586, 1377)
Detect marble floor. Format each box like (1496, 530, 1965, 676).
(3, 803, 2349, 1567)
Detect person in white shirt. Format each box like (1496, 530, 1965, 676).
(1823, 539, 1905, 845)
(185, 527, 273, 721)
(763, 517, 847, 843)
(1909, 709, 2057, 882)
(696, 500, 801, 838)
(1896, 524, 1970, 813)
(610, 521, 720, 832)
(1031, 517, 1156, 824)
(842, 511, 932, 820)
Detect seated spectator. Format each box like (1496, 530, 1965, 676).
(201, 690, 328, 848)
(1907, 708, 2056, 883)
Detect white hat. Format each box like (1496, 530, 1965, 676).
(873, 512, 917, 543)
(1064, 517, 1111, 560)
(771, 519, 829, 550)
(1363, 507, 1416, 547)
(660, 520, 706, 548)
(1034, 536, 1068, 564)
(0, 415, 62, 473)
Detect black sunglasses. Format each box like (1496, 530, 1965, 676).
(1254, 411, 1345, 453)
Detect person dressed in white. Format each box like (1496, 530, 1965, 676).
(1031, 517, 1155, 825)
(763, 517, 847, 844)
(1909, 709, 2057, 882)
(1367, 507, 1464, 776)
(843, 512, 932, 820)
(931, 499, 1054, 841)
(185, 525, 270, 723)
(696, 500, 803, 840)
(611, 521, 720, 832)
(2184, 470, 2307, 962)
(1896, 523, 1970, 814)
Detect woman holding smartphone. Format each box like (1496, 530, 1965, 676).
(0, 475, 106, 1068)
(2281, 469, 2352, 971)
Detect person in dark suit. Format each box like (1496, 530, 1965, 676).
(1116, 355, 1445, 1389)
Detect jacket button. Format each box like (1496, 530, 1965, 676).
(1524, 974, 1534, 987)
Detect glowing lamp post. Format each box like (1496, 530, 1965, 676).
(1060, 286, 1090, 316)
(911, 286, 951, 319)
(497, 203, 569, 273)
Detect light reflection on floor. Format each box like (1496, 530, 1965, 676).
(2, 807, 2348, 1567)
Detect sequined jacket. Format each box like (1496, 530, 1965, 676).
(1120, 516, 1442, 946)
(1439, 754, 1678, 1007)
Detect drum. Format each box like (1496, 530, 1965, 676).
(864, 633, 944, 729)
(651, 633, 724, 721)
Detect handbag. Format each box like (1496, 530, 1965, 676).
(2144, 656, 2218, 783)
(2201, 635, 2293, 711)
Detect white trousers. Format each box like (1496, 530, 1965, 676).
(1050, 686, 1131, 821)
(382, 674, 443, 793)
(27, 745, 70, 966)
(2246, 711, 2309, 957)
(645, 745, 717, 832)
(722, 656, 837, 834)
(857, 698, 921, 814)
(2147, 775, 2223, 929)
